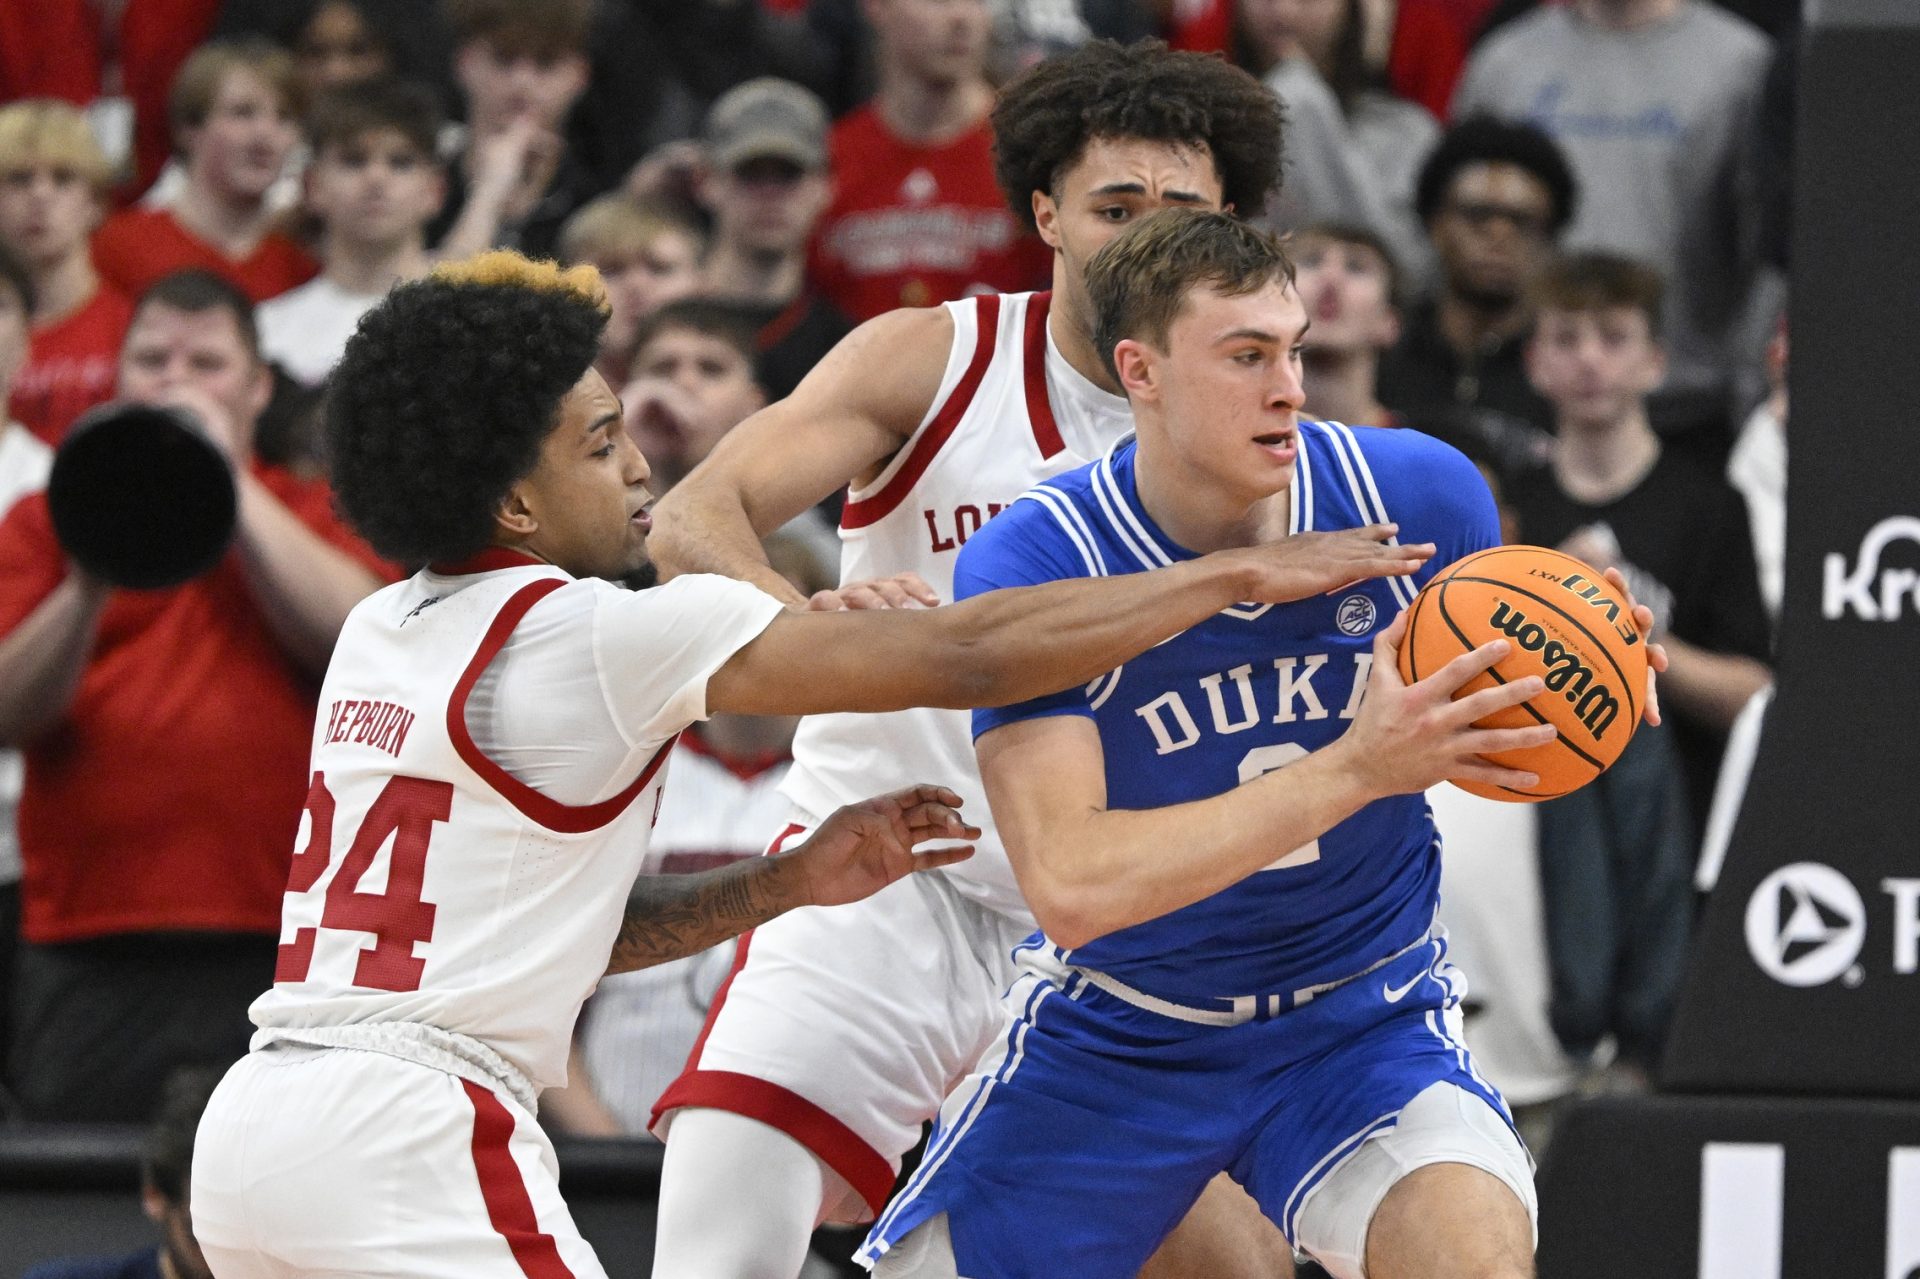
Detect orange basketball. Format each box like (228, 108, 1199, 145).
(1396, 545, 1649, 803)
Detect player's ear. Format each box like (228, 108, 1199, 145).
(1112, 338, 1156, 400)
(1032, 189, 1063, 252)
(494, 480, 540, 542)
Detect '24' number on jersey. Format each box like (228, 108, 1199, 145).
(273, 772, 451, 992)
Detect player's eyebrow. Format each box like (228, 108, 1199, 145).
(583, 409, 620, 439)
(1087, 182, 1207, 204)
(1216, 320, 1310, 346)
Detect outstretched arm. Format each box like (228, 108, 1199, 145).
(981, 615, 1559, 949)
(706, 527, 1432, 718)
(605, 786, 977, 973)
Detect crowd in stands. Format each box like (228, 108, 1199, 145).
(0, 0, 1791, 1252)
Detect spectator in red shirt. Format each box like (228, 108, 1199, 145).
(92, 40, 318, 306)
(0, 270, 391, 1122)
(0, 101, 134, 447)
(809, 0, 1050, 321)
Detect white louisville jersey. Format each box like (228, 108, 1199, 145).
(249, 555, 783, 1096)
(782, 291, 1132, 919)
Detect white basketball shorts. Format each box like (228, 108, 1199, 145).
(192, 1043, 607, 1278)
(650, 811, 1032, 1222)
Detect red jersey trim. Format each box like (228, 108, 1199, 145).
(460, 1079, 579, 1279)
(1022, 292, 1066, 460)
(652, 1069, 898, 1219)
(447, 579, 676, 834)
(840, 293, 1003, 531)
(432, 547, 548, 575)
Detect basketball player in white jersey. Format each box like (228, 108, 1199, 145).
(187, 252, 1426, 1278)
(646, 41, 1309, 1278)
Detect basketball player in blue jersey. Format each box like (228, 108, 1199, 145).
(859, 210, 1664, 1279)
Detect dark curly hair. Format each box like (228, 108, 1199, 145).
(991, 40, 1284, 231)
(324, 252, 609, 565)
(1414, 115, 1579, 235)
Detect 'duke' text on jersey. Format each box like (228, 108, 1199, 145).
(1134, 652, 1374, 756)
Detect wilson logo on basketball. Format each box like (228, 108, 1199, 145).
(1487, 602, 1622, 740)
(1398, 545, 1647, 803)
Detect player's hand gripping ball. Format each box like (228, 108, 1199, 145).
(1396, 546, 1649, 802)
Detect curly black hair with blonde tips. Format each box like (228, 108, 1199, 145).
(990, 40, 1285, 232)
(324, 253, 609, 566)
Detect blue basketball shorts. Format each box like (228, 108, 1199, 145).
(858, 934, 1532, 1278)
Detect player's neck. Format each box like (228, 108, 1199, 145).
(173, 175, 273, 256)
(323, 235, 429, 296)
(1553, 407, 1661, 505)
(1047, 288, 1124, 395)
(28, 249, 99, 327)
(1302, 349, 1390, 427)
(1134, 426, 1291, 554)
(702, 239, 803, 307)
(873, 68, 992, 146)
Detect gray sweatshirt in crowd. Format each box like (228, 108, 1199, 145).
(1452, 1, 1773, 395)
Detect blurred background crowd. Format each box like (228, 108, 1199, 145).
(0, 0, 1792, 1273)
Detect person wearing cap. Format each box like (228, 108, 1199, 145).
(694, 78, 850, 403)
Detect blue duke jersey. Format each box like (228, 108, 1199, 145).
(955, 421, 1500, 1005)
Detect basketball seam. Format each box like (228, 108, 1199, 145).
(1404, 575, 1427, 683)
(1434, 579, 1607, 775)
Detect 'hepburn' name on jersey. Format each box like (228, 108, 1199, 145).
(321, 698, 417, 758)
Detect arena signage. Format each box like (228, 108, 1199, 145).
(1743, 862, 1920, 988)
(1661, 8, 1920, 1097)
(1536, 1095, 1920, 1279)
(1822, 514, 1920, 620)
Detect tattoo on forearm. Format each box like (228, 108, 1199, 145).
(604, 858, 801, 974)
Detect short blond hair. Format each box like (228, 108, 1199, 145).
(0, 100, 114, 193)
(557, 196, 703, 267)
(168, 39, 301, 138)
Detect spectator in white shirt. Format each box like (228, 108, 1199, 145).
(257, 78, 446, 387)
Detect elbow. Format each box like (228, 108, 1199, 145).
(1018, 870, 1113, 951)
(1029, 897, 1106, 952)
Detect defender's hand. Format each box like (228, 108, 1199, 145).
(805, 571, 942, 612)
(1600, 565, 1668, 727)
(1216, 524, 1431, 605)
(1333, 611, 1559, 798)
(785, 785, 979, 908)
